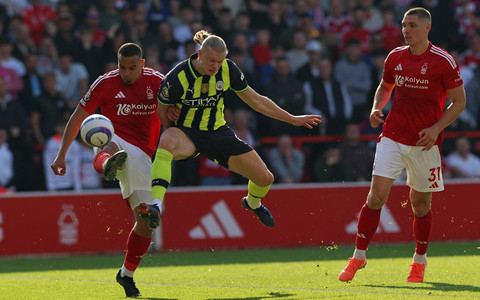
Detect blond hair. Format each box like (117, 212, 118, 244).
(193, 30, 228, 54)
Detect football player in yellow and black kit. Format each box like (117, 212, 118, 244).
(142, 30, 321, 228)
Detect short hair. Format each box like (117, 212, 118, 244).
(193, 30, 228, 54)
(118, 43, 143, 59)
(405, 7, 431, 24)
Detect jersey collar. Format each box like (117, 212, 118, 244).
(187, 53, 203, 78)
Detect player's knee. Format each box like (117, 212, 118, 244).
(258, 169, 274, 187)
(367, 191, 386, 209)
(158, 134, 178, 152)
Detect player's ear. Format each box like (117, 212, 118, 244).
(141, 59, 145, 67)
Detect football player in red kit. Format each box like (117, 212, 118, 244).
(51, 43, 174, 297)
(338, 7, 466, 283)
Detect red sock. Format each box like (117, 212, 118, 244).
(413, 210, 432, 255)
(123, 229, 152, 272)
(355, 204, 381, 250)
(93, 151, 110, 174)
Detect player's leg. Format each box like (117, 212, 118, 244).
(404, 145, 441, 282)
(151, 127, 196, 206)
(407, 189, 432, 282)
(92, 140, 127, 181)
(339, 137, 403, 282)
(116, 191, 153, 298)
(338, 175, 394, 281)
(228, 150, 275, 227)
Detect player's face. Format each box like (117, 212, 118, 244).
(197, 47, 227, 76)
(118, 55, 145, 85)
(401, 15, 430, 46)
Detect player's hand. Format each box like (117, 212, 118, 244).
(292, 115, 322, 129)
(51, 156, 67, 175)
(167, 106, 181, 122)
(416, 127, 439, 151)
(369, 109, 384, 128)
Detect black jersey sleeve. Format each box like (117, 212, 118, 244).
(158, 73, 183, 106)
(227, 59, 249, 92)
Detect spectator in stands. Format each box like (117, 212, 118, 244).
(461, 33, 480, 69)
(378, 6, 404, 52)
(322, 0, 353, 62)
(0, 61, 23, 100)
(0, 37, 26, 78)
(54, 10, 83, 62)
(215, 8, 235, 40)
(359, 0, 383, 32)
(37, 36, 59, 76)
(0, 127, 13, 189)
(19, 52, 43, 113)
(251, 27, 272, 69)
(99, 0, 121, 32)
(264, 2, 288, 45)
(464, 66, 480, 129)
(342, 6, 372, 54)
(232, 109, 257, 148)
(368, 48, 389, 103)
(268, 135, 305, 184)
(31, 72, 70, 145)
(53, 52, 89, 111)
(246, 0, 273, 29)
(130, 13, 157, 51)
(21, 0, 57, 47)
(233, 11, 256, 44)
(300, 53, 353, 135)
(312, 146, 351, 182)
(0, 77, 26, 138)
(334, 38, 372, 122)
(198, 156, 232, 186)
(173, 5, 195, 44)
(78, 141, 103, 190)
(43, 118, 81, 191)
(339, 123, 374, 182)
(82, 4, 107, 48)
(231, 32, 255, 75)
(156, 20, 180, 69)
(10, 21, 36, 61)
(263, 56, 306, 136)
(446, 136, 480, 178)
(285, 30, 310, 75)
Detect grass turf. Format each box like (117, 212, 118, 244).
(0, 242, 479, 299)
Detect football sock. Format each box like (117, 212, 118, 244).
(151, 148, 173, 202)
(355, 204, 381, 250)
(93, 151, 110, 173)
(246, 180, 271, 209)
(353, 249, 366, 261)
(413, 210, 432, 255)
(120, 265, 134, 278)
(122, 229, 152, 274)
(413, 252, 427, 264)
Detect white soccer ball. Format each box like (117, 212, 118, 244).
(80, 114, 114, 147)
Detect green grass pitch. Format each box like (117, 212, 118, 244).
(0, 242, 479, 299)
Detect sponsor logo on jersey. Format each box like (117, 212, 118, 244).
(115, 91, 126, 99)
(421, 62, 428, 75)
(146, 86, 154, 99)
(394, 75, 429, 89)
(116, 103, 157, 115)
(201, 83, 209, 94)
(182, 94, 221, 107)
(215, 81, 224, 91)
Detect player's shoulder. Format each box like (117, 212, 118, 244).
(143, 67, 165, 80)
(90, 69, 120, 91)
(386, 45, 409, 60)
(429, 44, 458, 69)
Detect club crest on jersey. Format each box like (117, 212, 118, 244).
(201, 83, 209, 94)
(146, 86, 154, 99)
(216, 81, 224, 91)
(421, 62, 428, 75)
(161, 84, 169, 100)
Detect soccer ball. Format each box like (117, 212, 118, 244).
(80, 114, 114, 147)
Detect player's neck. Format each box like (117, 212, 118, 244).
(409, 40, 430, 56)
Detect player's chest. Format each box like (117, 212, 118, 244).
(392, 59, 441, 90)
(105, 83, 158, 114)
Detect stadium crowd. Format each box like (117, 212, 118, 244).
(1, 0, 480, 192)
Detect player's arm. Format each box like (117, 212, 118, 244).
(157, 104, 172, 129)
(51, 105, 90, 175)
(416, 85, 466, 150)
(370, 79, 395, 128)
(235, 87, 321, 129)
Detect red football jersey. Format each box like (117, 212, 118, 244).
(80, 67, 163, 157)
(382, 42, 463, 146)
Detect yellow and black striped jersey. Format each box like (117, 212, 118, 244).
(158, 53, 248, 131)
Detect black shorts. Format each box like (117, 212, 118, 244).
(176, 125, 253, 168)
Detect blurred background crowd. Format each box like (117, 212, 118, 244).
(1, 0, 480, 193)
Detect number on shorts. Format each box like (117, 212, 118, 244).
(428, 167, 441, 182)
